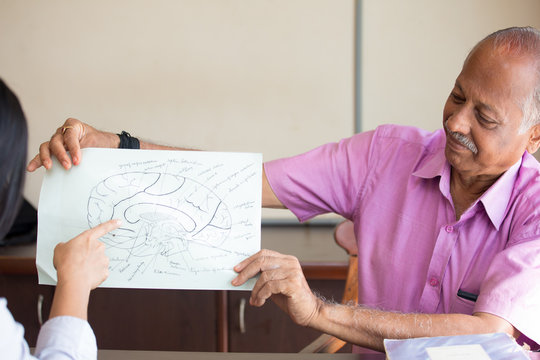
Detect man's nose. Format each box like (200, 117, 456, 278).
(446, 105, 472, 134)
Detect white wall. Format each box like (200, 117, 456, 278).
(361, 0, 540, 132)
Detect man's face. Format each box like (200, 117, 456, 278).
(443, 42, 537, 180)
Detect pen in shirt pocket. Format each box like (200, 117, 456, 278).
(457, 289, 478, 302)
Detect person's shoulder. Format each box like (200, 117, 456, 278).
(520, 152, 540, 173)
(508, 153, 540, 236)
(368, 124, 445, 150)
(515, 153, 540, 195)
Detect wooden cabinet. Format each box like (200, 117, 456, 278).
(0, 271, 349, 352)
(227, 279, 351, 353)
(0, 226, 350, 352)
(88, 288, 218, 351)
(0, 273, 54, 346)
(0, 257, 219, 351)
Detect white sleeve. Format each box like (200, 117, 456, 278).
(0, 298, 97, 360)
(34, 315, 97, 360)
(0, 298, 35, 360)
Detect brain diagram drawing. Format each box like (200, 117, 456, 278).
(87, 171, 233, 279)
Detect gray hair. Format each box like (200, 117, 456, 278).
(470, 27, 540, 133)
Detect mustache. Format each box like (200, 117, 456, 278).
(444, 121, 478, 155)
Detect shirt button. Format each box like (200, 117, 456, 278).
(429, 278, 439, 287)
(445, 225, 454, 233)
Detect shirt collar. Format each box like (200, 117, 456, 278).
(412, 148, 523, 230)
(412, 149, 452, 203)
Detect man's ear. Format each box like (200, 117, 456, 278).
(526, 124, 540, 154)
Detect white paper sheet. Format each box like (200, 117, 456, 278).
(37, 148, 262, 290)
(426, 344, 491, 360)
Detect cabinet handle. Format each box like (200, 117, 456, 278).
(37, 294, 44, 326)
(239, 298, 246, 334)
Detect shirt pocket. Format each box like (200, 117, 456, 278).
(450, 294, 476, 315)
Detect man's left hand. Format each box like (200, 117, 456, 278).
(232, 249, 322, 327)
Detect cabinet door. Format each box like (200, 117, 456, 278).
(228, 279, 351, 352)
(88, 288, 217, 351)
(0, 274, 55, 346)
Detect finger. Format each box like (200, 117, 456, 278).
(250, 267, 290, 299)
(91, 258, 110, 290)
(251, 280, 288, 307)
(95, 239, 106, 253)
(232, 251, 286, 286)
(63, 121, 84, 166)
(232, 253, 269, 286)
(49, 132, 73, 169)
(27, 153, 43, 172)
(37, 141, 54, 170)
(234, 249, 281, 272)
(83, 219, 122, 240)
(52, 242, 66, 269)
(233, 251, 262, 273)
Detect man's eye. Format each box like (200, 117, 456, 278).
(477, 114, 497, 128)
(451, 93, 465, 103)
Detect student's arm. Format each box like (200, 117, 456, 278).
(29, 220, 120, 360)
(232, 249, 520, 352)
(49, 219, 120, 320)
(27, 118, 286, 209)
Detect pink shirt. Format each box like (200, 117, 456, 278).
(264, 124, 540, 348)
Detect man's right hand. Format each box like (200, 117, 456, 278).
(27, 117, 287, 209)
(26, 118, 120, 172)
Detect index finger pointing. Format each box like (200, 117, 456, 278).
(85, 219, 122, 240)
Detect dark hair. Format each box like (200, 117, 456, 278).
(0, 78, 28, 240)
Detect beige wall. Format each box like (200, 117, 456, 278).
(361, 0, 540, 132)
(0, 0, 355, 213)
(1, 1, 540, 221)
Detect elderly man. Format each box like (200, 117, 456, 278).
(29, 26, 540, 352)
